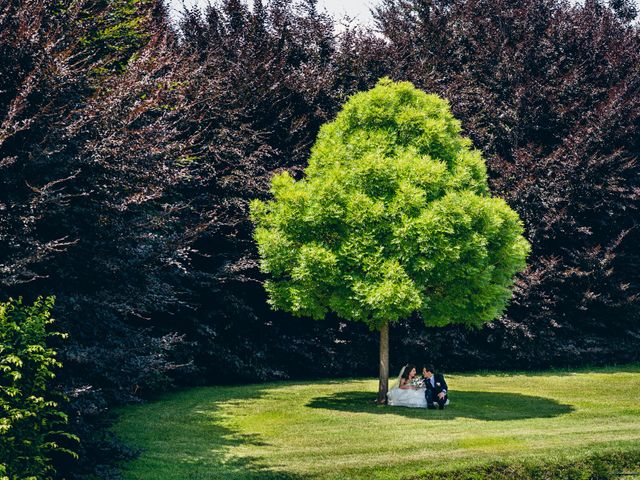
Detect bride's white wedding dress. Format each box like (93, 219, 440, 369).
(387, 366, 428, 408)
(387, 386, 427, 408)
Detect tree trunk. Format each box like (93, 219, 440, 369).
(377, 322, 389, 404)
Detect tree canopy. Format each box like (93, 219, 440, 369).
(252, 78, 530, 331)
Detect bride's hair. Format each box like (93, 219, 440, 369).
(401, 364, 416, 380)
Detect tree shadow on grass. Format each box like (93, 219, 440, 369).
(116, 386, 306, 480)
(307, 390, 574, 421)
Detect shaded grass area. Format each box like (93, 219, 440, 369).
(113, 365, 640, 480)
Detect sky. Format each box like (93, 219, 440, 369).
(166, 0, 640, 27)
(167, 0, 377, 25)
(312, 0, 375, 23)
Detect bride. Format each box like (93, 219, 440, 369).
(387, 364, 428, 408)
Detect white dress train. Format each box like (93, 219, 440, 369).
(387, 387, 428, 408)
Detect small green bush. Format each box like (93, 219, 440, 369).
(0, 297, 78, 480)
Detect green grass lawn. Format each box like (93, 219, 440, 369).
(113, 365, 640, 480)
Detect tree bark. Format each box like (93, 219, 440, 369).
(377, 322, 389, 404)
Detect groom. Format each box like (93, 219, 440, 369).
(422, 365, 448, 410)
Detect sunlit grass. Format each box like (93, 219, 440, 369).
(113, 365, 640, 479)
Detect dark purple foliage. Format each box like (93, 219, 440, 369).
(375, 0, 640, 368)
(0, 0, 197, 475)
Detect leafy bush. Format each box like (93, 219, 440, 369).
(0, 296, 77, 480)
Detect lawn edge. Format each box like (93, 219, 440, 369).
(407, 448, 640, 480)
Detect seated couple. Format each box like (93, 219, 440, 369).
(387, 364, 450, 409)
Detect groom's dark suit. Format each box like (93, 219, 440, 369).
(424, 373, 448, 409)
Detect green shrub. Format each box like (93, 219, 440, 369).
(0, 297, 78, 480)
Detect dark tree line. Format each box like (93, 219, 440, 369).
(0, 0, 638, 477)
(168, 0, 387, 386)
(375, 0, 640, 368)
(1, 0, 199, 474)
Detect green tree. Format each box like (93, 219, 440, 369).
(0, 297, 77, 479)
(251, 79, 530, 403)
